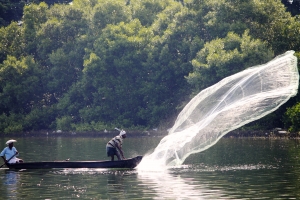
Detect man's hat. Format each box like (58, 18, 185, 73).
(6, 139, 17, 145)
(119, 130, 126, 136)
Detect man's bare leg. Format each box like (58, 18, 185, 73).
(116, 151, 122, 160)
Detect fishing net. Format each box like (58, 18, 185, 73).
(144, 50, 299, 167)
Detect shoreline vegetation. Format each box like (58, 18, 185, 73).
(1, 1, 300, 135)
(2, 129, 299, 139)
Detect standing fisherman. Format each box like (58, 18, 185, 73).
(106, 130, 127, 161)
(1, 139, 23, 164)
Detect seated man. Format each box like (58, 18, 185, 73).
(1, 139, 23, 164)
(106, 130, 127, 161)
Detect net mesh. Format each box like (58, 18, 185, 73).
(143, 50, 299, 167)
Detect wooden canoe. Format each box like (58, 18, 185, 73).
(6, 156, 143, 169)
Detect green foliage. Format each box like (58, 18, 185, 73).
(71, 121, 108, 132)
(91, 0, 131, 32)
(284, 102, 300, 132)
(131, 0, 172, 26)
(0, 113, 23, 134)
(0, 0, 25, 27)
(23, 106, 57, 131)
(82, 19, 154, 126)
(23, 2, 48, 54)
(187, 31, 274, 91)
(1, 0, 300, 133)
(0, 0, 73, 27)
(0, 22, 24, 63)
(56, 116, 73, 131)
(71, 123, 93, 132)
(0, 56, 43, 114)
(4, 123, 23, 134)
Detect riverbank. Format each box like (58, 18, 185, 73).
(2, 129, 299, 139)
(226, 130, 300, 139)
(1, 130, 167, 138)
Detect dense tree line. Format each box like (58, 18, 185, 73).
(1, 0, 299, 27)
(1, 0, 300, 134)
(0, 0, 72, 27)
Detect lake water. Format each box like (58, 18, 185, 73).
(0, 135, 299, 199)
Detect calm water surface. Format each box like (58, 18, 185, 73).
(0, 136, 299, 199)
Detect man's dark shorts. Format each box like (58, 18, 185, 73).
(106, 147, 117, 157)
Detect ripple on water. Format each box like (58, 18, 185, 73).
(52, 168, 139, 175)
(168, 163, 278, 173)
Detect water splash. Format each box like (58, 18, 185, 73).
(138, 50, 299, 169)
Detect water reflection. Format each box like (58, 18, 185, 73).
(138, 170, 201, 199)
(58, 168, 209, 199)
(3, 170, 19, 199)
(137, 161, 282, 199)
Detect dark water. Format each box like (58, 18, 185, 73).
(0, 136, 299, 199)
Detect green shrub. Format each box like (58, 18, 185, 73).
(283, 102, 300, 132)
(0, 113, 24, 134)
(4, 123, 23, 134)
(56, 116, 73, 131)
(71, 123, 93, 132)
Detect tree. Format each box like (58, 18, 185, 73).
(140, 2, 201, 126)
(1, 0, 300, 133)
(187, 31, 274, 92)
(0, 0, 73, 27)
(22, 2, 48, 55)
(130, 0, 172, 27)
(0, 22, 24, 63)
(0, 56, 43, 114)
(37, 4, 88, 98)
(80, 19, 152, 126)
(91, 0, 131, 32)
(284, 102, 300, 132)
(0, 0, 25, 27)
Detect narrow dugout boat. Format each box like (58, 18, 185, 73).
(6, 156, 143, 169)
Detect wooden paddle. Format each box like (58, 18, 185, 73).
(0, 152, 17, 168)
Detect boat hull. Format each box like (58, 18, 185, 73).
(6, 156, 143, 169)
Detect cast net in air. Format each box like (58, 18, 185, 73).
(139, 50, 299, 168)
